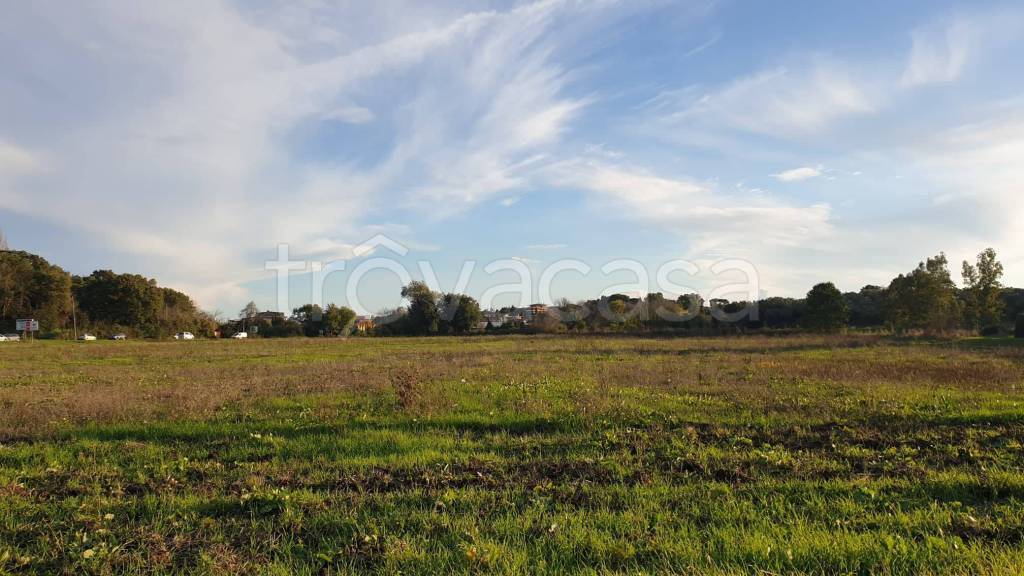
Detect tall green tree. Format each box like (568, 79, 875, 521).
(440, 293, 482, 334)
(886, 253, 960, 333)
(962, 247, 1004, 331)
(323, 304, 356, 336)
(74, 270, 162, 335)
(291, 304, 325, 336)
(401, 281, 440, 335)
(803, 282, 849, 332)
(844, 285, 887, 327)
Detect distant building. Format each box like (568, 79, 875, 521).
(508, 304, 548, 324)
(354, 316, 375, 333)
(254, 311, 286, 323)
(484, 312, 506, 327)
(478, 307, 551, 327)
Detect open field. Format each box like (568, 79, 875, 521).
(2, 335, 1024, 575)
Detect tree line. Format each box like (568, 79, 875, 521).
(477, 249, 1018, 336)
(0, 250, 216, 338)
(362, 248, 1021, 337)
(217, 302, 358, 338)
(2, 245, 1021, 339)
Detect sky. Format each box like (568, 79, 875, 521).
(2, 0, 1023, 316)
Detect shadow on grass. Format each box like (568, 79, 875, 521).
(64, 415, 584, 445)
(954, 337, 1024, 350)
(566, 341, 888, 359)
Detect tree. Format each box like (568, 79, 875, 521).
(748, 297, 800, 329)
(0, 251, 72, 332)
(157, 287, 207, 337)
(1004, 289, 1024, 326)
(401, 281, 440, 335)
(322, 304, 356, 336)
(845, 285, 886, 327)
(291, 304, 325, 336)
(803, 282, 849, 332)
(644, 293, 686, 328)
(440, 294, 482, 334)
(74, 270, 163, 336)
(240, 301, 259, 322)
(886, 253, 960, 333)
(962, 248, 1004, 331)
(1016, 314, 1024, 339)
(191, 309, 221, 338)
(530, 311, 564, 334)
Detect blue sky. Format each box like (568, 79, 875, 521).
(2, 0, 1023, 316)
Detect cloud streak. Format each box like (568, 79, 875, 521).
(773, 166, 823, 182)
(548, 159, 832, 253)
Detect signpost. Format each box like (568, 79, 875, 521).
(15, 319, 39, 340)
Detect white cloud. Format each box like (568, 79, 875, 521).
(900, 8, 1024, 89)
(389, 1, 602, 213)
(911, 113, 1024, 256)
(549, 159, 832, 252)
(773, 166, 823, 182)
(661, 61, 878, 138)
(0, 141, 41, 175)
(901, 19, 973, 87)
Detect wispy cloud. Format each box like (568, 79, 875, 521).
(659, 61, 878, 138)
(683, 31, 722, 59)
(773, 166, 823, 182)
(901, 19, 974, 87)
(0, 141, 41, 176)
(548, 158, 832, 253)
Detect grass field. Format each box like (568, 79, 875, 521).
(2, 335, 1024, 575)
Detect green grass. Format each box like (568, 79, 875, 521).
(1, 335, 1024, 574)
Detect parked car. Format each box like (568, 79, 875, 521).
(0, 335, 7, 342)
(231, 332, 248, 339)
(79, 334, 97, 341)
(174, 332, 195, 340)
(111, 333, 128, 340)
(4, 334, 20, 341)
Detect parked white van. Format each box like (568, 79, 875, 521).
(231, 332, 248, 339)
(174, 332, 195, 340)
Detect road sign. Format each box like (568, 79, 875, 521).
(15, 319, 39, 332)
